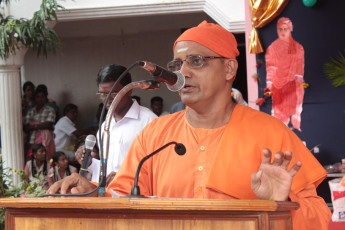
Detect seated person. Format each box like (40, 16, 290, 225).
(54, 104, 92, 161)
(48, 151, 77, 187)
(24, 143, 49, 190)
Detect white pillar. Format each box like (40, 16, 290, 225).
(0, 48, 27, 185)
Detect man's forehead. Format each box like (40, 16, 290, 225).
(174, 41, 217, 57)
(98, 81, 120, 89)
(176, 47, 189, 54)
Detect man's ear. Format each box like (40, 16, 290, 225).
(225, 59, 238, 80)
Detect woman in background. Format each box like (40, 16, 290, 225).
(23, 86, 56, 160)
(22, 81, 35, 116)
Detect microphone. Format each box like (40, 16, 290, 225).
(139, 61, 185, 92)
(129, 142, 186, 197)
(79, 134, 97, 178)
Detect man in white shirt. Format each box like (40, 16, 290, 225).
(54, 104, 91, 160)
(81, 64, 157, 185)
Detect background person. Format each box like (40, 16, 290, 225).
(24, 143, 49, 190)
(22, 81, 35, 116)
(231, 88, 247, 105)
(35, 84, 60, 123)
(23, 86, 56, 161)
(93, 64, 157, 184)
(48, 151, 77, 187)
(169, 101, 185, 114)
(54, 103, 92, 161)
(150, 96, 169, 117)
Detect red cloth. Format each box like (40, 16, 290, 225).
(31, 121, 55, 160)
(266, 38, 304, 130)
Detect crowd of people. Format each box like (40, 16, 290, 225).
(18, 20, 330, 229)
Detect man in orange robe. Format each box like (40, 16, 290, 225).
(266, 17, 305, 131)
(49, 21, 330, 230)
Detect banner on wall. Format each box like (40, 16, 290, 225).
(265, 17, 305, 131)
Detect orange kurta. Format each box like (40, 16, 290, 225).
(107, 105, 330, 229)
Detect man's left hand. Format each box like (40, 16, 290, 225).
(251, 148, 302, 201)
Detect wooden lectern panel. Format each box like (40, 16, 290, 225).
(0, 197, 298, 230)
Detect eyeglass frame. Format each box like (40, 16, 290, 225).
(167, 54, 226, 72)
(96, 92, 119, 99)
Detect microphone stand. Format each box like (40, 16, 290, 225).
(129, 142, 186, 197)
(98, 80, 160, 197)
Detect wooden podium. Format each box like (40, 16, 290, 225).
(0, 197, 298, 230)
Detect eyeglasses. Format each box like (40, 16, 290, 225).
(167, 55, 225, 72)
(96, 92, 119, 99)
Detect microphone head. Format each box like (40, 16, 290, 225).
(174, 143, 186, 156)
(85, 135, 97, 150)
(166, 71, 185, 92)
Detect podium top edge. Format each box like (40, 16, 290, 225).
(0, 197, 299, 211)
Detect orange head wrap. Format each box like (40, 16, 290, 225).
(173, 21, 240, 58)
(277, 17, 296, 54)
(277, 17, 293, 31)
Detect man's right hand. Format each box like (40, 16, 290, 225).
(75, 145, 86, 165)
(47, 173, 98, 196)
(75, 145, 97, 166)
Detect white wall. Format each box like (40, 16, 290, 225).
(17, 0, 246, 128)
(23, 29, 182, 128)
(58, 0, 201, 9)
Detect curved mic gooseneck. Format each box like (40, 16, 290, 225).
(130, 142, 186, 197)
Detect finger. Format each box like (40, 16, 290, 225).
(281, 151, 292, 169)
(272, 151, 284, 166)
(71, 187, 82, 194)
(60, 175, 78, 194)
(75, 147, 82, 157)
(250, 171, 262, 191)
(261, 149, 272, 165)
(71, 186, 90, 194)
(47, 180, 62, 194)
(71, 185, 98, 197)
(288, 161, 302, 177)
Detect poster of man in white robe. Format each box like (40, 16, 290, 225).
(265, 17, 305, 131)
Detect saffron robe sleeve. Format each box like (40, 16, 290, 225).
(206, 105, 331, 230)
